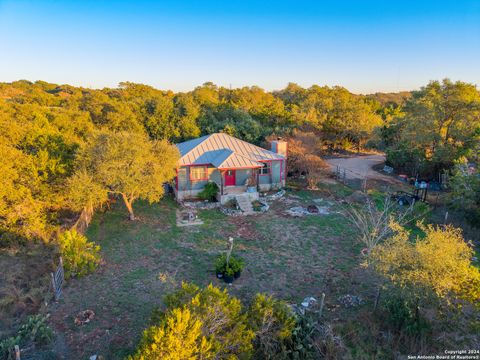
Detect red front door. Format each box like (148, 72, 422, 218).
(224, 170, 236, 186)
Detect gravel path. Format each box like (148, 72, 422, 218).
(326, 154, 393, 182)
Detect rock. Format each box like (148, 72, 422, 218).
(301, 296, 317, 308)
(286, 206, 310, 217)
(263, 189, 286, 201)
(338, 295, 364, 308)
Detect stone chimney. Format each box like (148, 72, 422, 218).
(270, 138, 287, 157)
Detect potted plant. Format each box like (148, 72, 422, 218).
(214, 237, 245, 284)
(214, 254, 244, 283)
(223, 266, 235, 284)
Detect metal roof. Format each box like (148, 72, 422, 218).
(176, 133, 284, 167)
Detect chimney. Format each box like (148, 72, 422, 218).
(270, 138, 287, 157)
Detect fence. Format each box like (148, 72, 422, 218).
(50, 257, 64, 301)
(334, 165, 371, 191)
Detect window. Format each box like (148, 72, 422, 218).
(190, 166, 208, 181)
(259, 162, 270, 175)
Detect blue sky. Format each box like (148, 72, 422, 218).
(0, 0, 479, 93)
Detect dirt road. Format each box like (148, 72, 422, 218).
(326, 154, 393, 182)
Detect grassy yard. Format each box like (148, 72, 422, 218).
(48, 184, 373, 359)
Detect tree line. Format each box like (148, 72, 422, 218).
(1, 78, 479, 244)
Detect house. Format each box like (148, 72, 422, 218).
(174, 133, 287, 204)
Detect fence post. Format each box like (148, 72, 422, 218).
(319, 293, 326, 317)
(373, 286, 381, 312)
(14, 345, 20, 360)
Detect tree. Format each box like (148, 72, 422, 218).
(448, 159, 480, 226)
(280, 131, 328, 187)
(385, 79, 480, 177)
(368, 222, 480, 308)
(0, 141, 47, 243)
(73, 131, 179, 220)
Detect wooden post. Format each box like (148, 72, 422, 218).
(373, 286, 381, 312)
(14, 345, 20, 360)
(220, 170, 225, 195)
(319, 293, 326, 317)
(226, 237, 234, 267)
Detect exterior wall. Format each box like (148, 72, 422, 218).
(175, 160, 286, 202)
(234, 169, 253, 186)
(176, 165, 220, 200)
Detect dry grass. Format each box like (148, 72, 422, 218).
(0, 244, 53, 338)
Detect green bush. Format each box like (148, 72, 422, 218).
(215, 254, 244, 276)
(0, 315, 53, 359)
(198, 182, 219, 201)
(383, 296, 430, 337)
(58, 230, 101, 278)
(130, 283, 254, 359)
(248, 294, 296, 359)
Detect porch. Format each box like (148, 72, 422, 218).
(217, 185, 259, 205)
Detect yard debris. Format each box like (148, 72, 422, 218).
(301, 296, 317, 308)
(176, 209, 203, 226)
(263, 189, 285, 201)
(290, 296, 319, 315)
(313, 198, 334, 206)
(74, 309, 95, 326)
(220, 207, 243, 216)
(252, 199, 269, 212)
(286, 205, 330, 217)
(183, 201, 221, 210)
(338, 294, 364, 308)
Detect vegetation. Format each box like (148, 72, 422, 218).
(131, 283, 334, 360)
(369, 222, 480, 308)
(0, 78, 479, 358)
(247, 294, 296, 359)
(449, 159, 480, 225)
(131, 283, 255, 359)
(214, 254, 244, 279)
(0, 314, 53, 360)
(381, 79, 480, 178)
(198, 182, 219, 201)
(58, 230, 101, 278)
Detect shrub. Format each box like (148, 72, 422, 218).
(0, 314, 54, 359)
(129, 307, 214, 360)
(248, 294, 296, 359)
(58, 230, 101, 278)
(132, 283, 254, 359)
(198, 182, 219, 201)
(383, 296, 430, 337)
(214, 254, 244, 276)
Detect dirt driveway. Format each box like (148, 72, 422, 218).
(326, 154, 394, 183)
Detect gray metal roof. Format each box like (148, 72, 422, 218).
(176, 133, 284, 168)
